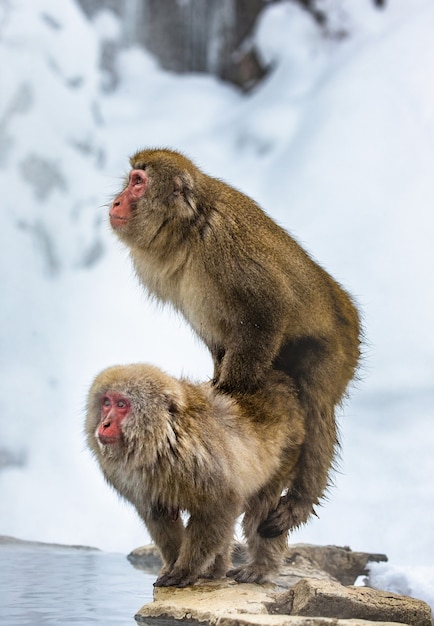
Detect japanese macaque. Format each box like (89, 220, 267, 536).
(109, 148, 361, 537)
(85, 364, 305, 587)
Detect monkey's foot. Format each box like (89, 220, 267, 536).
(213, 370, 263, 396)
(154, 569, 198, 588)
(258, 495, 315, 538)
(205, 553, 232, 579)
(226, 565, 271, 585)
(200, 572, 219, 580)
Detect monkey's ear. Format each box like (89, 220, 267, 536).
(163, 389, 185, 418)
(173, 173, 197, 216)
(166, 398, 179, 417)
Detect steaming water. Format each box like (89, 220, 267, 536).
(0, 541, 155, 625)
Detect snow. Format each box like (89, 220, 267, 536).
(0, 0, 433, 611)
(368, 561, 434, 610)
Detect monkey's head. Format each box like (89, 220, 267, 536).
(85, 364, 186, 458)
(109, 149, 204, 248)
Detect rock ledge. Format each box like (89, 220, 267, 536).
(133, 545, 433, 626)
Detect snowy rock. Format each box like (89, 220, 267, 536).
(135, 578, 430, 626)
(136, 579, 279, 624)
(133, 543, 432, 626)
(272, 578, 432, 626)
(279, 544, 388, 587)
(210, 619, 408, 626)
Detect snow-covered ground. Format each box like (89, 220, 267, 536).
(0, 0, 433, 610)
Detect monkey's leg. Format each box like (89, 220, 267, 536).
(201, 548, 233, 580)
(258, 423, 337, 536)
(142, 504, 185, 577)
(154, 505, 239, 588)
(227, 491, 287, 584)
(258, 348, 342, 538)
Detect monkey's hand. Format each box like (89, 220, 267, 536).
(226, 565, 271, 585)
(154, 569, 198, 588)
(257, 494, 316, 538)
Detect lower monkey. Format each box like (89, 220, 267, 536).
(85, 364, 305, 587)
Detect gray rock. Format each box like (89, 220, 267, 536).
(128, 543, 388, 587)
(136, 579, 279, 623)
(218, 618, 406, 626)
(283, 544, 388, 587)
(128, 543, 162, 573)
(135, 579, 412, 626)
(270, 578, 432, 626)
(0, 534, 98, 551)
(133, 544, 432, 626)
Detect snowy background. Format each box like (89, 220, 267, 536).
(0, 0, 433, 610)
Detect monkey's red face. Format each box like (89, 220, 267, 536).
(109, 152, 198, 248)
(97, 391, 131, 445)
(109, 170, 148, 230)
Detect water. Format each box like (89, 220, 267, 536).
(0, 540, 156, 625)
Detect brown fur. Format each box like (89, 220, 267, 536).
(109, 148, 361, 536)
(85, 364, 304, 587)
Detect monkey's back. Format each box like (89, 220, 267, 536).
(174, 175, 359, 369)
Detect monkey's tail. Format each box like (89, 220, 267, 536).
(257, 394, 338, 538)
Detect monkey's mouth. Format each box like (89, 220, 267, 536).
(98, 433, 119, 445)
(109, 213, 129, 229)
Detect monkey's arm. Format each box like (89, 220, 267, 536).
(215, 335, 280, 393)
(140, 504, 185, 575)
(213, 310, 285, 394)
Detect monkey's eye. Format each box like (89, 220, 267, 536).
(117, 400, 127, 408)
(102, 397, 111, 407)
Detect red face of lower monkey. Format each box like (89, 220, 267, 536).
(97, 392, 131, 445)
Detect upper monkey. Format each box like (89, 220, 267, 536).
(109, 148, 361, 537)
